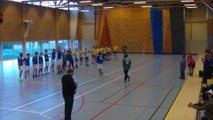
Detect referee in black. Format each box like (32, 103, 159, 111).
(61, 69, 78, 120)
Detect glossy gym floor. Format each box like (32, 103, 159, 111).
(0, 54, 185, 120)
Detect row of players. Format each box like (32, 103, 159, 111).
(17, 46, 118, 81)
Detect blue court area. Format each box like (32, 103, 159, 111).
(0, 54, 185, 120)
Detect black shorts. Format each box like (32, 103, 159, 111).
(188, 63, 195, 68)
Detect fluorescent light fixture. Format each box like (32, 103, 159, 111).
(187, 6, 197, 8)
(103, 6, 114, 9)
(184, 4, 196, 6)
(181, 0, 194, 2)
(134, 1, 146, 4)
(79, 0, 91, 3)
(92, 3, 104, 6)
(141, 5, 152, 8)
(80, 10, 90, 12)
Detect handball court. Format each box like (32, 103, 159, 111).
(0, 54, 185, 120)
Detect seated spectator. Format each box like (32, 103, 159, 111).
(188, 93, 213, 120)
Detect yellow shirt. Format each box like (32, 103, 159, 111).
(74, 51, 78, 58)
(85, 50, 89, 57)
(92, 48, 96, 55)
(80, 51, 83, 57)
(113, 46, 118, 51)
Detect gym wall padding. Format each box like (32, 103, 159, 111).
(170, 8, 185, 54)
(150, 8, 163, 54)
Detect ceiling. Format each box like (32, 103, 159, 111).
(6, 0, 213, 10)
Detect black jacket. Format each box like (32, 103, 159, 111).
(61, 74, 77, 97)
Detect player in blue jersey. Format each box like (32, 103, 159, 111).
(44, 50, 50, 74)
(66, 50, 71, 70)
(57, 48, 63, 74)
(18, 53, 25, 81)
(32, 52, 38, 78)
(96, 52, 105, 77)
(24, 53, 30, 79)
(38, 52, 43, 76)
(51, 49, 56, 72)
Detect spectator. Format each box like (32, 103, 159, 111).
(179, 55, 186, 79)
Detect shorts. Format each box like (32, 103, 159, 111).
(66, 61, 70, 66)
(92, 55, 95, 58)
(85, 57, 89, 61)
(25, 66, 30, 71)
(19, 66, 24, 71)
(188, 63, 196, 68)
(45, 62, 49, 66)
(51, 60, 55, 65)
(80, 57, 83, 61)
(97, 64, 103, 69)
(39, 64, 43, 68)
(114, 51, 117, 54)
(57, 59, 62, 65)
(33, 64, 38, 69)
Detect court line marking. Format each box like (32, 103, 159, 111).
(40, 60, 159, 115)
(89, 59, 174, 120)
(11, 60, 146, 111)
(0, 107, 41, 114)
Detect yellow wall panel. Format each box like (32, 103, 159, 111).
(163, 9, 172, 53)
(97, 8, 153, 52)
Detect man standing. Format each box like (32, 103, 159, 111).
(61, 69, 78, 120)
(122, 43, 128, 57)
(179, 55, 186, 79)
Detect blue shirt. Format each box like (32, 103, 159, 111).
(57, 51, 62, 60)
(18, 57, 24, 66)
(44, 53, 49, 62)
(66, 53, 71, 61)
(39, 56, 43, 64)
(96, 55, 104, 64)
(33, 56, 38, 65)
(52, 52, 56, 60)
(25, 57, 30, 66)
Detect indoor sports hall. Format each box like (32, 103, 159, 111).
(0, 0, 213, 120)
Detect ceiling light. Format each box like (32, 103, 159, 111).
(184, 4, 196, 6)
(103, 6, 114, 9)
(134, 1, 146, 4)
(80, 10, 90, 12)
(181, 0, 194, 2)
(141, 5, 152, 8)
(92, 3, 104, 6)
(187, 6, 197, 8)
(79, 0, 91, 3)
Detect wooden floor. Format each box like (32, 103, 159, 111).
(0, 54, 188, 120)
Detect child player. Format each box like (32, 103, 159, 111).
(74, 49, 79, 68)
(44, 50, 50, 74)
(18, 53, 25, 82)
(38, 52, 43, 76)
(57, 47, 63, 74)
(24, 53, 30, 79)
(32, 52, 38, 78)
(85, 48, 89, 66)
(80, 48, 84, 66)
(122, 54, 132, 82)
(96, 52, 105, 77)
(51, 49, 56, 72)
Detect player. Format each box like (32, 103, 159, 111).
(84, 48, 89, 66)
(51, 49, 56, 72)
(38, 52, 43, 76)
(74, 49, 79, 68)
(113, 45, 118, 60)
(44, 50, 50, 74)
(80, 49, 84, 66)
(92, 46, 96, 64)
(18, 53, 25, 82)
(24, 53, 30, 79)
(96, 52, 105, 77)
(32, 52, 38, 78)
(57, 48, 63, 74)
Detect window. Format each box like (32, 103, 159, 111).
(2, 42, 22, 60)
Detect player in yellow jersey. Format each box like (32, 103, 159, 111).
(79, 49, 84, 66)
(113, 45, 118, 59)
(74, 49, 79, 68)
(84, 48, 89, 66)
